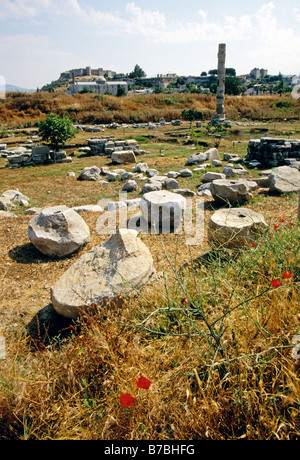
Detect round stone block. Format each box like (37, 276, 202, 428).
(140, 190, 186, 233)
(208, 207, 268, 247)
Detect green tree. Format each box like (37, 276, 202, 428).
(225, 76, 242, 95)
(210, 82, 217, 94)
(116, 85, 126, 97)
(176, 77, 185, 86)
(79, 88, 94, 94)
(276, 79, 285, 96)
(129, 64, 146, 79)
(226, 67, 236, 77)
(38, 113, 76, 152)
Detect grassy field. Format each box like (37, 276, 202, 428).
(0, 97, 299, 440)
(0, 91, 299, 127)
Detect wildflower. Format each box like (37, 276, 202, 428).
(283, 271, 293, 279)
(279, 219, 285, 223)
(274, 224, 279, 231)
(251, 243, 256, 247)
(271, 279, 282, 288)
(119, 393, 135, 408)
(289, 222, 295, 227)
(135, 376, 151, 390)
(181, 298, 188, 305)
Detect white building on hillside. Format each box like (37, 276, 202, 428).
(71, 77, 128, 96)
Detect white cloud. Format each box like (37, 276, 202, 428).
(223, 14, 252, 40)
(254, 1, 277, 39)
(126, 2, 166, 29)
(0, 0, 35, 21)
(0, 1, 299, 83)
(0, 0, 82, 21)
(293, 8, 300, 22)
(0, 1, 298, 49)
(198, 9, 207, 22)
(65, 0, 297, 55)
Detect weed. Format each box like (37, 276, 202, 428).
(0, 107, 299, 440)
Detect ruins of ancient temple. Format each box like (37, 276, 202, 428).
(246, 137, 300, 168)
(210, 43, 229, 126)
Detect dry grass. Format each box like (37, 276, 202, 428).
(1, 222, 299, 440)
(0, 112, 299, 440)
(0, 92, 299, 126)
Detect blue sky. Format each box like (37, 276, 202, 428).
(0, 0, 299, 88)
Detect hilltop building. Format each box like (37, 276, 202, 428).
(61, 67, 116, 80)
(185, 75, 210, 84)
(70, 77, 128, 96)
(140, 73, 178, 89)
(250, 68, 268, 80)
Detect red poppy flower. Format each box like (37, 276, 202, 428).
(271, 279, 282, 288)
(283, 271, 293, 279)
(289, 222, 295, 227)
(274, 225, 279, 231)
(181, 298, 188, 305)
(135, 376, 151, 390)
(251, 243, 256, 247)
(119, 393, 135, 408)
(279, 219, 285, 223)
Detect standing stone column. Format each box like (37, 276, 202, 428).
(211, 43, 227, 125)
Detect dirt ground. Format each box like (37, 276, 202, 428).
(0, 121, 299, 337)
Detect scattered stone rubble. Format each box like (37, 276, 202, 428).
(74, 124, 105, 133)
(269, 166, 300, 194)
(208, 208, 268, 248)
(51, 229, 155, 318)
(245, 137, 300, 168)
(3, 136, 149, 168)
(210, 179, 258, 204)
(111, 150, 137, 165)
(186, 147, 220, 166)
(140, 190, 186, 233)
(87, 138, 149, 158)
(77, 166, 101, 181)
(2, 120, 300, 333)
(4, 145, 72, 168)
(28, 205, 90, 258)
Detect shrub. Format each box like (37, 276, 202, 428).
(181, 108, 204, 121)
(276, 100, 292, 108)
(38, 113, 77, 151)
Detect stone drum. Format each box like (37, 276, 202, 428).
(208, 208, 268, 247)
(140, 190, 186, 234)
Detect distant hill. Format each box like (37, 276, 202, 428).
(6, 84, 36, 93)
